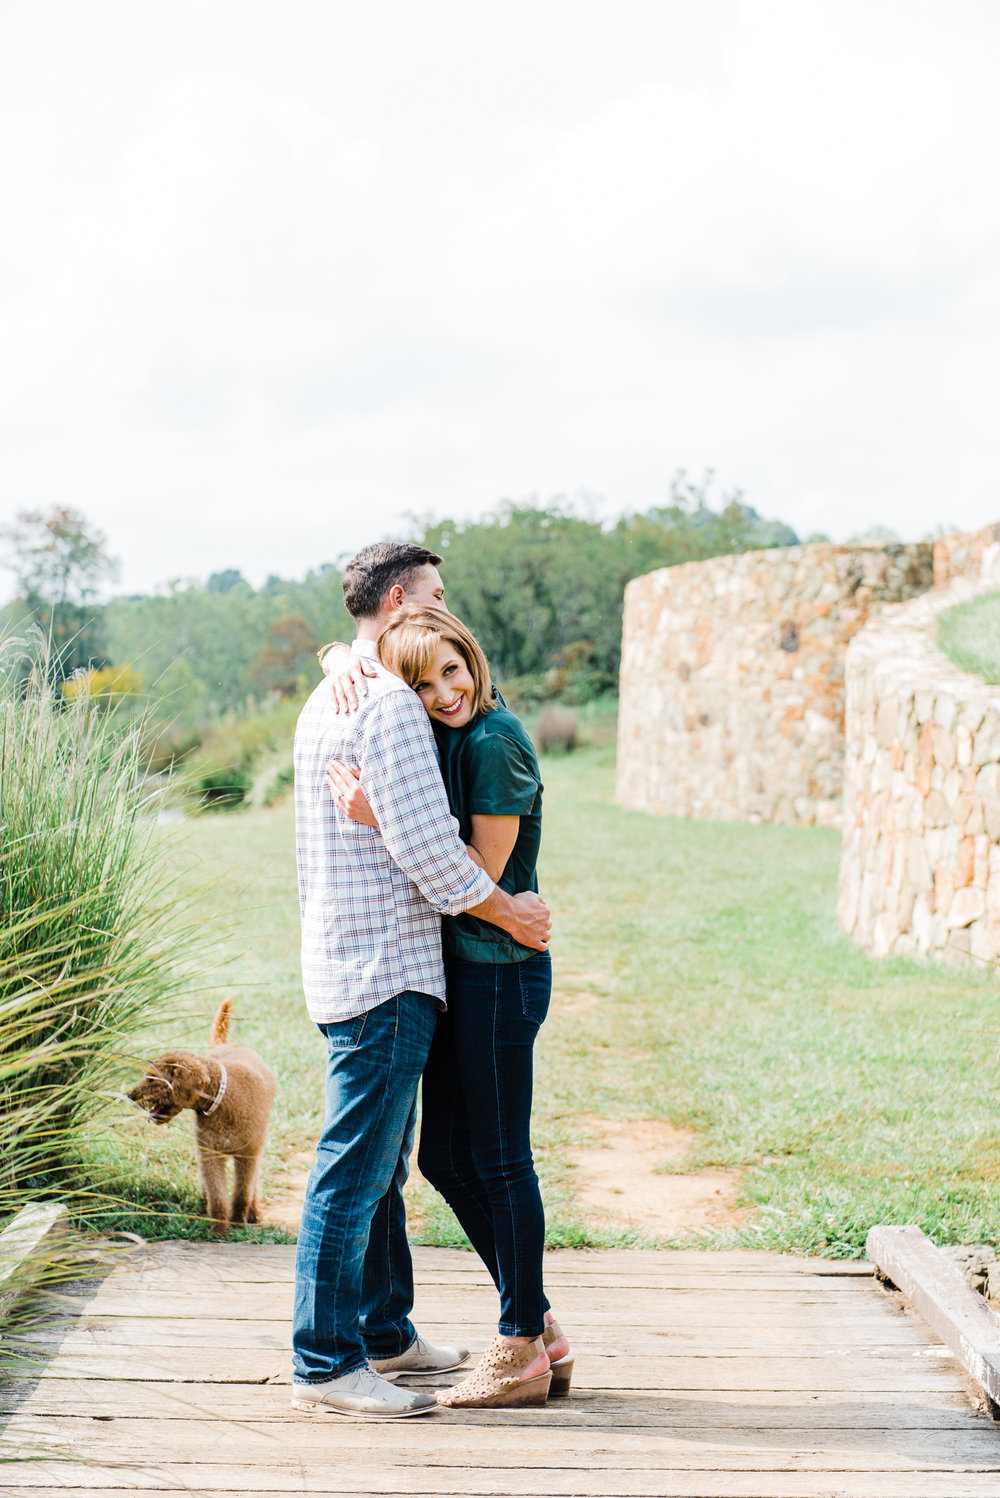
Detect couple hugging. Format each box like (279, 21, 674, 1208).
(291, 541, 572, 1420)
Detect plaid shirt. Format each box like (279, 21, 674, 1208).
(294, 642, 494, 1022)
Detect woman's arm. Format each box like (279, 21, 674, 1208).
(466, 814, 519, 883)
(327, 762, 519, 881)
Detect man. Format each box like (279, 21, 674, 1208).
(291, 542, 550, 1419)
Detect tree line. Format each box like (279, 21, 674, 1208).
(1, 477, 799, 718)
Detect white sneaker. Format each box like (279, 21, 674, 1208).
(370, 1333, 470, 1378)
(291, 1364, 438, 1418)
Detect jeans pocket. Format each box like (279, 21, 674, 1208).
(320, 1013, 368, 1051)
(517, 957, 551, 1027)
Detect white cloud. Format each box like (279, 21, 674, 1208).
(0, 0, 998, 594)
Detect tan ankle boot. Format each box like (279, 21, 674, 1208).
(436, 1335, 551, 1409)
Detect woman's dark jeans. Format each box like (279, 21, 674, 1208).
(418, 950, 551, 1338)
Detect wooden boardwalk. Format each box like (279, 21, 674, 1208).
(3, 1242, 1000, 1496)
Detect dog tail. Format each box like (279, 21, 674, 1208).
(209, 999, 232, 1047)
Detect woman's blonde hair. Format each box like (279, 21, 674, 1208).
(377, 604, 496, 718)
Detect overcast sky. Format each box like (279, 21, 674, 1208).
(2, 0, 999, 596)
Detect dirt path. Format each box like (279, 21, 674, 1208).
(263, 1116, 745, 1237)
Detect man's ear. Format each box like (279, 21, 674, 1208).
(386, 583, 406, 611)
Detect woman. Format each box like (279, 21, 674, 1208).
(326, 603, 572, 1410)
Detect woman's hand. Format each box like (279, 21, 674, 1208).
(326, 760, 380, 827)
(319, 642, 378, 713)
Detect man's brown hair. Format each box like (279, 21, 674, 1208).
(341, 542, 443, 621)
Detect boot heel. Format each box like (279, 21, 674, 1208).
(502, 1370, 551, 1407)
(548, 1354, 574, 1397)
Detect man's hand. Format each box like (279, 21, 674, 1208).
(505, 891, 551, 951)
(319, 642, 378, 713)
(470, 887, 551, 951)
(326, 761, 380, 827)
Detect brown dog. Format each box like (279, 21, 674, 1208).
(128, 1000, 277, 1236)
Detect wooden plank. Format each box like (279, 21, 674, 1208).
(8, 1413, 1000, 1467)
(867, 1224, 1000, 1410)
(5, 1480, 1000, 1498)
(2, 1381, 980, 1427)
(59, 1321, 929, 1353)
(79, 1267, 881, 1295)
(4, 1460, 1000, 1492)
(119, 1243, 873, 1274)
(78, 1292, 911, 1327)
(26, 1351, 970, 1392)
(79, 1285, 880, 1316)
(52, 1310, 933, 1351)
(0, 1203, 69, 1322)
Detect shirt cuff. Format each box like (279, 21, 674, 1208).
(443, 865, 495, 916)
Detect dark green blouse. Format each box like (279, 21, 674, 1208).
(436, 698, 543, 964)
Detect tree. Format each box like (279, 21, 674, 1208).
(0, 506, 119, 676)
(249, 615, 320, 697)
(1, 506, 118, 607)
(206, 568, 247, 594)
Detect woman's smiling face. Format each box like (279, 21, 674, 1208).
(413, 637, 476, 727)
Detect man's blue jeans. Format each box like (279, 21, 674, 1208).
(292, 990, 437, 1383)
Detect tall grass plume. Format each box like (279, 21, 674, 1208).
(0, 630, 198, 1229)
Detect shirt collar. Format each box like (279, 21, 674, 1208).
(353, 638, 378, 660)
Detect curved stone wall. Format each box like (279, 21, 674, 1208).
(616, 542, 933, 827)
(838, 569, 1000, 966)
(933, 522, 1000, 587)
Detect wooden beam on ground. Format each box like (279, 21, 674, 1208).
(867, 1223, 1000, 1412)
(0, 1202, 68, 1323)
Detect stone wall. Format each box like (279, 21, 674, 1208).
(616, 542, 933, 828)
(933, 522, 1000, 587)
(837, 564, 1000, 966)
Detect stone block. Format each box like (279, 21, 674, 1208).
(966, 800, 987, 837)
(908, 838, 933, 892)
(912, 891, 934, 951)
(978, 763, 1000, 843)
(933, 867, 955, 917)
(934, 695, 958, 732)
(896, 879, 915, 933)
(931, 725, 957, 770)
(970, 919, 998, 962)
(918, 722, 935, 767)
(975, 834, 991, 890)
(948, 886, 986, 929)
(914, 689, 935, 723)
(955, 838, 976, 889)
(923, 789, 950, 828)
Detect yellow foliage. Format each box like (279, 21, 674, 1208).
(62, 665, 144, 701)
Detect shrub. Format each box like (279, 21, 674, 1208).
(185, 695, 301, 810)
(0, 632, 195, 1222)
(535, 702, 578, 754)
(62, 663, 144, 706)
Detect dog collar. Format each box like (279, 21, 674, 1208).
(201, 1062, 228, 1117)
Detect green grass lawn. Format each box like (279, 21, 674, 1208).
(91, 741, 1000, 1257)
(939, 589, 1000, 683)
